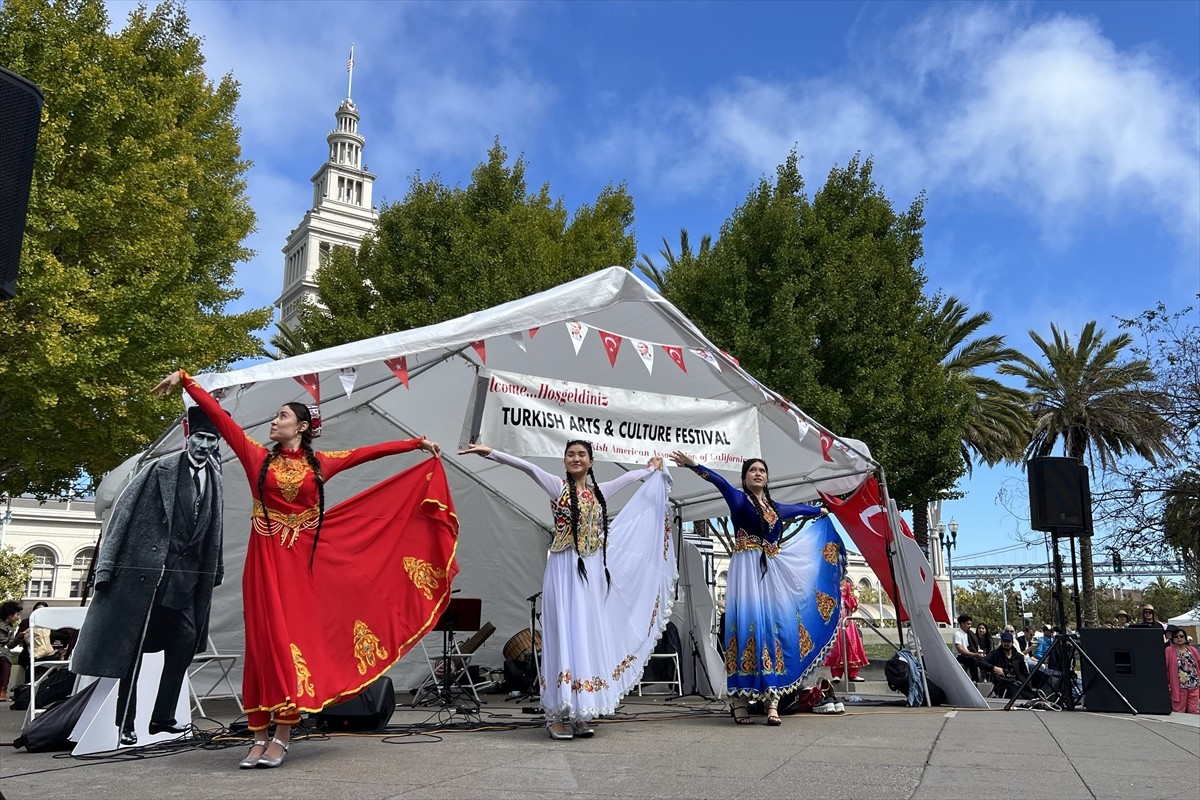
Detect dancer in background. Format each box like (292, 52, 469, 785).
(824, 576, 869, 683)
(459, 441, 674, 740)
(154, 370, 456, 769)
(670, 452, 841, 726)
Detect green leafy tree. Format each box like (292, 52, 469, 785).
(654, 152, 966, 536)
(1000, 322, 1173, 626)
(1139, 575, 1194, 622)
(295, 140, 635, 348)
(0, 0, 271, 497)
(0, 546, 35, 602)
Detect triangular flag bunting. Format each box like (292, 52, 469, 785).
(793, 412, 811, 440)
(566, 321, 589, 355)
(632, 339, 654, 374)
(470, 340, 487, 364)
(720, 349, 740, 366)
(528, 326, 540, 339)
(819, 430, 835, 462)
(338, 367, 358, 398)
(384, 356, 409, 389)
(689, 348, 721, 372)
(293, 373, 321, 404)
(509, 332, 526, 352)
(598, 329, 623, 367)
(662, 345, 687, 373)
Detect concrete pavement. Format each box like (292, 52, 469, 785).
(1, 692, 1197, 800)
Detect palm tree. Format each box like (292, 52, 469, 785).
(999, 321, 1172, 626)
(268, 321, 309, 360)
(637, 229, 712, 294)
(913, 297, 1032, 550)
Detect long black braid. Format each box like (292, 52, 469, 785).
(256, 402, 325, 573)
(741, 458, 776, 579)
(588, 466, 613, 592)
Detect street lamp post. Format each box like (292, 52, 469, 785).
(939, 519, 959, 619)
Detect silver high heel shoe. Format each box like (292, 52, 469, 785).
(239, 739, 268, 769)
(571, 719, 595, 738)
(255, 737, 289, 768)
(546, 720, 574, 740)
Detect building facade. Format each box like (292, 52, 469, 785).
(1, 494, 101, 604)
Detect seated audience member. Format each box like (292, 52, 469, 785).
(1017, 625, 1035, 655)
(1114, 610, 1129, 628)
(15, 601, 53, 675)
(0, 601, 21, 702)
(986, 631, 1031, 699)
(1166, 627, 1200, 715)
(953, 614, 989, 681)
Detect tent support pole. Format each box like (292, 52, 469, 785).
(877, 469, 932, 707)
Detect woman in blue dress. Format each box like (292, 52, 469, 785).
(670, 452, 842, 725)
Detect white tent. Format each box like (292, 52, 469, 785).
(100, 267, 877, 699)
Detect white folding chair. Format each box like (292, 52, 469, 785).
(637, 651, 683, 696)
(412, 623, 496, 707)
(187, 636, 241, 717)
(26, 605, 89, 725)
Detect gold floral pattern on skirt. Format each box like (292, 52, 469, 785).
(725, 634, 738, 675)
(773, 638, 786, 675)
(352, 619, 388, 675)
(732, 529, 781, 557)
(822, 541, 840, 564)
(761, 644, 773, 673)
(611, 654, 639, 681)
(291, 643, 314, 698)
(270, 456, 311, 502)
(797, 624, 813, 658)
(739, 631, 758, 674)
(817, 591, 837, 622)
(403, 556, 448, 600)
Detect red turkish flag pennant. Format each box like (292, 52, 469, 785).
(720, 349, 740, 366)
(293, 373, 321, 404)
(819, 431, 835, 462)
(662, 345, 687, 373)
(598, 329, 622, 366)
(528, 327, 540, 339)
(384, 356, 409, 389)
(470, 340, 487, 364)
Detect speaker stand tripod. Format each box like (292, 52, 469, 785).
(513, 591, 543, 715)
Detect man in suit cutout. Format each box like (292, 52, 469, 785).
(72, 407, 224, 745)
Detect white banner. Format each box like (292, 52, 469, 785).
(463, 370, 760, 467)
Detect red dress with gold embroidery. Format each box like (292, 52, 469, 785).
(180, 372, 459, 725)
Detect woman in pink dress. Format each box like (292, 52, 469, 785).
(1166, 627, 1200, 714)
(824, 578, 869, 682)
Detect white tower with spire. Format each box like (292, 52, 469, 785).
(276, 48, 377, 330)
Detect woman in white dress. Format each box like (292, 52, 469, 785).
(459, 440, 674, 740)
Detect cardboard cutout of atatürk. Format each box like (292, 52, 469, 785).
(72, 407, 224, 745)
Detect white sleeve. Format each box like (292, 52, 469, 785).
(486, 450, 563, 499)
(597, 467, 652, 497)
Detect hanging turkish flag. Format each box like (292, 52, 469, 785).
(293, 373, 321, 404)
(720, 349, 740, 366)
(384, 356, 409, 389)
(597, 329, 622, 366)
(821, 477, 951, 624)
(470, 340, 487, 364)
(662, 345, 687, 373)
(528, 326, 540, 339)
(819, 431, 835, 462)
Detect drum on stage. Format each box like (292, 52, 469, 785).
(502, 629, 542, 662)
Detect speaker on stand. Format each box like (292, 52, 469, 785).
(0, 65, 45, 301)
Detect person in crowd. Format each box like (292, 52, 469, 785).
(953, 614, 989, 681)
(1017, 624, 1035, 655)
(1166, 627, 1200, 715)
(72, 406, 226, 746)
(974, 622, 994, 681)
(459, 441, 674, 740)
(15, 601, 52, 676)
(0, 601, 22, 702)
(669, 452, 839, 727)
(1114, 610, 1130, 628)
(986, 631, 1031, 699)
(155, 370, 454, 769)
(1139, 604, 1170, 641)
(825, 576, 869, 683)
(1032, 624, 1055, 661)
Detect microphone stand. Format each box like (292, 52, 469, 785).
(518, 591, 543, 714)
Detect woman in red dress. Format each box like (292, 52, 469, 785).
(824, 577, 869, 682)
(155, 370, 456, 769)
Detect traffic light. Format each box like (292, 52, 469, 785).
(1112, 551, 1123, 573)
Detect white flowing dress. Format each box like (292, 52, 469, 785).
(487, 451, 677, 722)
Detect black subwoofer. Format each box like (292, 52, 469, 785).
(311, 676, 396, 731)
(1079, 627, 1170, 714)
(0, 66, 44, 301)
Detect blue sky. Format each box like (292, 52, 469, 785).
(110, 1, 1199, 571)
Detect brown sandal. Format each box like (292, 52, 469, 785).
(730, 702, 754, 725)
(766, 710, 782, 726)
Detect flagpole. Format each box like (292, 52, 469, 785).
(347, 43, 354, 99)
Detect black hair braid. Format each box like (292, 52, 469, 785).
(257, 449, 278, 542)
(566, 475, 587, 582)
(588, 467, 613, 593)
(302, 442, 325, 572)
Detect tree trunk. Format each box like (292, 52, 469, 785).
(1069, 446, 1099, 628)
(912, 502, 929, 556)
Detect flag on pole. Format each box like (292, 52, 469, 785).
(347, 45, 354, 72)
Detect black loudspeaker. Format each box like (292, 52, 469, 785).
(1028, 457, 1092, 534)
(311, 676, 396, 732)
(0, 66, 45, 301)
(1079, 628, 1170, 714)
